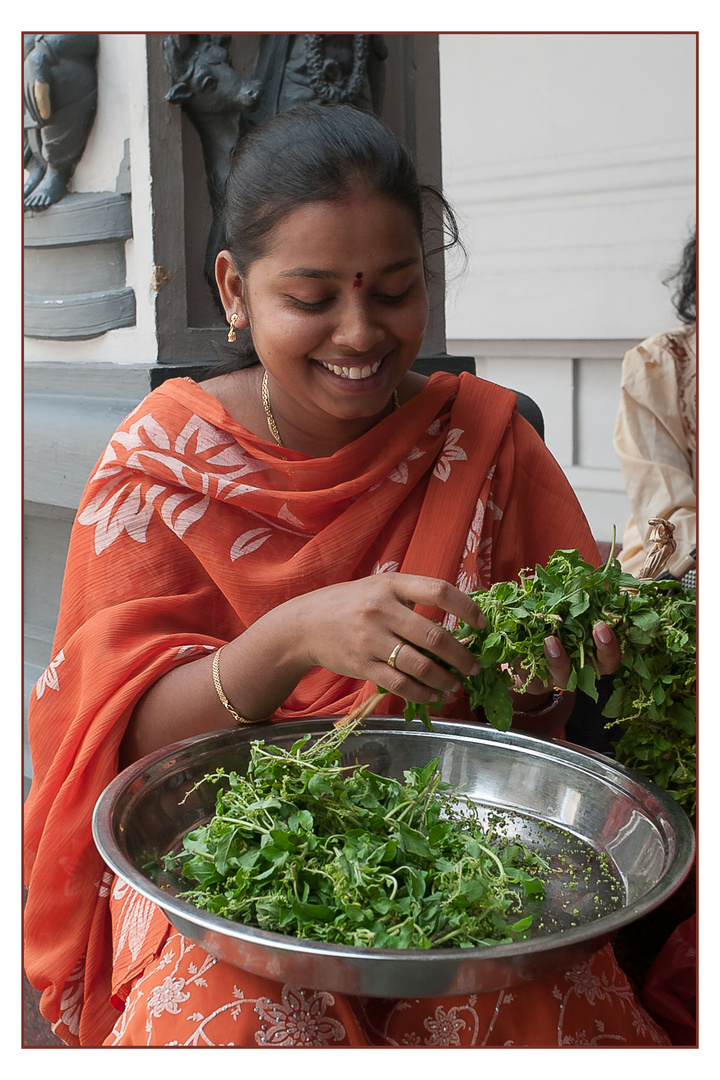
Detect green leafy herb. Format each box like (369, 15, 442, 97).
(164, 720, 551, 949)
(407, 548, 696, 817)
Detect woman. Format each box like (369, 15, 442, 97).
(24, 102, 668, 1048)
(614, 230, 697, 583)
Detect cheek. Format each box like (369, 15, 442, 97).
(397, 300, 429, 343)
(253, 314, 325, 363)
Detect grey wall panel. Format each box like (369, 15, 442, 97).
(24, 288, 137, 339)
(25, 240, 129, 295)
(24, 191, 136, 339)
(23, 192, 133, 247)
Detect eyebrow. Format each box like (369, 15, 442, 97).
(277, 257, 422, 280)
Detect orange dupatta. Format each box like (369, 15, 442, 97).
(24, 371, 598, 1045)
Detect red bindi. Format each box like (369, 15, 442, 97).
(352, 272, 363, 289)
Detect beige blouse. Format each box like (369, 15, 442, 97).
(614, 325, 696, 579)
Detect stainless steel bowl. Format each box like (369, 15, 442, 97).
(92, 717, 694, 998)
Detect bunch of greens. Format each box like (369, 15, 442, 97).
(407, 549, 696, 817)
(164, 721, 548, 949)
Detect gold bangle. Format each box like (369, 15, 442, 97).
(212, 645, 266, 726)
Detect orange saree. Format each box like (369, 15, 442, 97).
(24, 371, 668, 1047)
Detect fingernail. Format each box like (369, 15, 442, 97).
(595, 622, 612, 645)
(469, 661, 480, 677)
(544, 636, 562, 658)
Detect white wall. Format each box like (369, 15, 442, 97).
(439, 32, 696, 540)
(439, 32, 696, 340)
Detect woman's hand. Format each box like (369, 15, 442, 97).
(122, 572, 484, 767)
(500, 621, 622, 738)
(510, 620, 622, 703)
(291, 572, 487, 705)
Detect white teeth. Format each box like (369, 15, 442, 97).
(320, 360, 381, 379)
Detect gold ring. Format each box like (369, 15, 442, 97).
(386, 642, 405, 669)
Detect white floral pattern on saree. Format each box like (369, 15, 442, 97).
(112, 879, 161, 964)
(106, 916, 668, 1048)
(372, 560, 400, 575)
(57, 954, 85, 1037)
(254, 986, 347, 1046)
(34, 649, 65, 699)
(433, 428, 467, 482)
(77, 412, 271, 556)
(106, 932, 348, 1047)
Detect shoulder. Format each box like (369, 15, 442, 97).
(103, 377, 257, 456)
(625, 325, 694, 367)
(622, 325, 696, 392)
(456, 371, 538, 431)
(456, 370, 517, 407)
(136, 374, 261, 434)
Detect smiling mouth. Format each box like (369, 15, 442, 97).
(318, 359, 382, 380)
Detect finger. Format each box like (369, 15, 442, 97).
(374, 648, 461, 704)
(543, 635, 572, 689)
(593, 621, 622, 675)
(391, 574, 487, 633)
(383, 639, 464, 693)
(391, 607, 481, 681)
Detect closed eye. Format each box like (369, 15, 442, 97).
(285, 296, 333, 312)
(375, 286, 413, 304)
(284, 283, 414, 311)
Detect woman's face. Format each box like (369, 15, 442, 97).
(219, 190, 429, 445)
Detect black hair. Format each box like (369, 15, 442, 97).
(664, 229, 696, 325)
(207, 101, 462, 372)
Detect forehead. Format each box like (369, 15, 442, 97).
(257, 193, 423, 274)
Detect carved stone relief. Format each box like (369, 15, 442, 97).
(163, 33, 387, 305)
(23, 33, 99, 211)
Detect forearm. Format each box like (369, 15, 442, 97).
(119, 600, 310, 768)
(119, 572, 490, 769)
(509, 687, 576, 739)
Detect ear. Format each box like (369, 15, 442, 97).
(215, 249, 249, 327)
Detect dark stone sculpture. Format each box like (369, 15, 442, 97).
(251, 34, 387, 125)
(24, 34, 99, 211)
(163, 34, 262, 297)
(163, 33, 386, 307)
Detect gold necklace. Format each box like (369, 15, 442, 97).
(261, 369, 400, 449)
(261, 369, 283, 446)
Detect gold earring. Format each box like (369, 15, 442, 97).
(227, 312, 238, 343)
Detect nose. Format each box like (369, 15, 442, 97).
(330, 296, 385, 353)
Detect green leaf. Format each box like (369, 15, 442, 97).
(568, 592, 590, 617)
(602, 685, 626, 719)
(308, 773, 334, 797)
(396, 821, 434, 859)
(521, 876, 545, 900)
(292, 899, 335, 923)
(482, 680, 514, 731)
(576, 664, 599, 701)
(508, 915, 534, 934)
